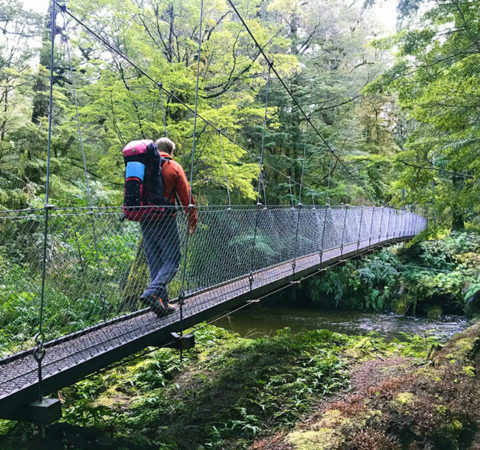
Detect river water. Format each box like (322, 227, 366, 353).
(215, 303, 469, 342)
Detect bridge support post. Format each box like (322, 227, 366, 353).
(385, 207, 391, 241)
(368, 206, 375, 247)
(319, 203, 329, 264)
(357, 205, 364, 250)
(378, 206, 384, 243)
(340, 203, 348, 256)
(2, 398, 62, 426)
(166, 332, 195, 351)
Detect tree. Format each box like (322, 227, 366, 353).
(368, 0, 480, 229)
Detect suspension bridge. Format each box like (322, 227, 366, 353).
(0, 205, 425, 421)
(0, 0, 426, 426)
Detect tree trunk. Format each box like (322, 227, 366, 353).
(120, 237, 149, 310)
(451, 175, 465, 230)
(451, 206, 465, 230)
(32, 4, 56, 124)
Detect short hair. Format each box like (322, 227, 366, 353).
(155, 137, 176, 154)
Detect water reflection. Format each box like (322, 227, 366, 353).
(215, 304, 469, 341)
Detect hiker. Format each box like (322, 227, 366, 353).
(122, 137, 198, 317)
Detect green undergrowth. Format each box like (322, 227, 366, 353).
(0, 324, 437, 449)
(305, 230, 480, 317)
(259, 320, 480, 449)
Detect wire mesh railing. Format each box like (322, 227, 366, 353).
(0, 205, 425, 359)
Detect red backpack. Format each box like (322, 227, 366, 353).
(122, 139, 172, 221)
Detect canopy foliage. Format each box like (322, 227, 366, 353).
(2, 0, 479, 231)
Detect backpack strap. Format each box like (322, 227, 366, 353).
(159, 156, 178, 206)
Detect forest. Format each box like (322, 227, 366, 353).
(0, 0, 477, 221)
(2, 0, 480, 448)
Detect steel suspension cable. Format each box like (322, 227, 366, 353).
(62, 17, 108, 322)
(33, 1, 57, 433)
(397, 158, 475, 180)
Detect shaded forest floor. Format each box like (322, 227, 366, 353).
(2, 320, 480, 449)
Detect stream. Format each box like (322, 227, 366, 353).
(216, 302, 469, 342)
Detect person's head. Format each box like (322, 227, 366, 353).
(155, 137, 176, 155)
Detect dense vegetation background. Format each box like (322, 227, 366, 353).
(1, 0, 477, 228)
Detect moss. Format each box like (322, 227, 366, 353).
(462, 366, 475, 377)
(344, 337, 382, 360)
(449, 420, 463, 431)
(426, 305, 443, 320)
(315, 409, 345, 428)
(453, 338, 475, 357)
(393, 392, 415, 406)
(415, 367, 437, 379)
(287, 428, 345, 450)
(435, 404, 447, 415)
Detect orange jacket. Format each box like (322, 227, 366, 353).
(160, 152, 198, 231)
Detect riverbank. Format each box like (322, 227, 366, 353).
(297, 230, 480, 319)
(253, 319, 480, 449)
(0, 321, 459, 449)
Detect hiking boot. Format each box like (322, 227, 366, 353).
(140, 295, 176, 318)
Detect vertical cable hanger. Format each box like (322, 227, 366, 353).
(219, 130, 232, 209)
(33, 0, 57, 439)
(249, 63, 271, 290)
(431, 157, 436, 231)
(288, 176, 294, 208)
(62, 14, 108, 321)
(220, 130, 242, 268)
(261, 171, 267, 207)
(340, 203, 348, 256)
(340, 172, 350, 256)
(385, 204, 392, 240)
(159, 83, 168, 137)
(357, 191, 365, 250)
(378, 203, 385, 242)
(178, 0, 204, 355)
(257, 64, 271, 207)
(292, 139, 307, 274)
(319, 151, 334, 263)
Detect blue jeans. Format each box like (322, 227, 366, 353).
(141, 215, 181, 301)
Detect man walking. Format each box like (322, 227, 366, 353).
(140, 137, 198, 317)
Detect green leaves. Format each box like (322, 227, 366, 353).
(368, 0, 480, 229)
(59, 326, 350, 448)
